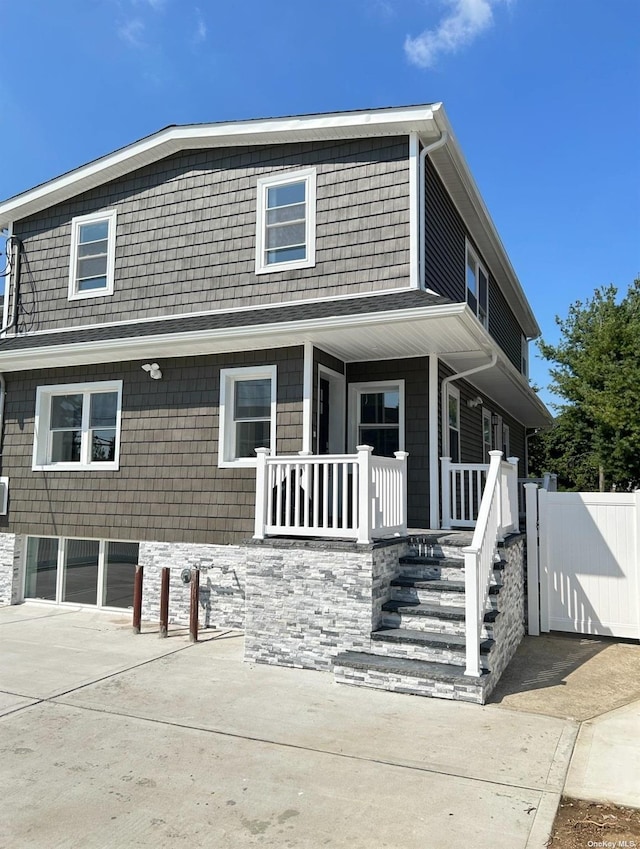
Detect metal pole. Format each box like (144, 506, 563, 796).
(132, 564, 144, 635)
(189, 568, 199, 642)
(159, 567, 170, 638)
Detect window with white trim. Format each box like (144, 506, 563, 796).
(255, 169, 316, 274)
(23, 536, 139, 609)
(482, 407, 492, 462)
(68, 210, 117, 300)
(465, 241, 488, 328)
(219, 366, 277, 466)
(349, 381, 405, 457)
(447, 385, 460, 463)
(33, 380, 123, 471)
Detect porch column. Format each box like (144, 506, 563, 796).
(302, 341, 313, 454)
(428, 355, 440, 529)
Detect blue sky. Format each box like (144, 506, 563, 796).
(1, 0, 638, 405)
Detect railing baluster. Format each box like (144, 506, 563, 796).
(332, 463, 338, 529)
(284, 463, 292, 529)
(323, 463, 329, 529)
(294, 463, 301, 528)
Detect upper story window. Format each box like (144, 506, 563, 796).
(68, 210, 117, 300)
(465, 241, 488, 329)
(255, 168, 316, 274)
(33, 380, 123, 471)
(218, 366, 277, 467)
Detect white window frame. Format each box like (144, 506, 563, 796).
(348, 380, 405, 455)
(218, 365, 277, 468)
(465, 240, 489, 329)
(446, 385, 461, 463)
(32, 380, 123, 471)
(68, 209, 117, 301)
(255, 168, 316, 274)
(482, 406, 493, 462)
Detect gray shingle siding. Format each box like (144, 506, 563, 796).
(0, 347, 303, 545)
(424, 157, 526, 373)
(14, 137, 411, 333)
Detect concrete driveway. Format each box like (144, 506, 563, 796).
(0, 605, 578, 849)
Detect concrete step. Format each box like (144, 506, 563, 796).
(381, 600, 498, 638)
(369, 627, 494, 669)
(333, 650, 489, 704)
(390, 576, 502, 608)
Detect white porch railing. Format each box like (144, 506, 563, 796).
(441, 455, 520, 531)
(517, 473, 557, 517)
(254, 446, 408, 544)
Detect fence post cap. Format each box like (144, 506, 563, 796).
(356, 444, 374, 454)
(393, 451, 409, 460)
(254, 447, 271, 455)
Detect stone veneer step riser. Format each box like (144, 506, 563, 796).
(366, 638, 492, 670)
(334, 667, 485, 704)
(380, 611, 495, 640)
(390, 586, 499, 610)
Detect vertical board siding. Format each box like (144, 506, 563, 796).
(0, 347, 303, 545)
(540, 492, 639, 637)
(488, 277, 523, 371)
(346, 357, 429, 528)
(15, 137, 411, 332)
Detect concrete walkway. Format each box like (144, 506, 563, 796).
(0, 604, 622, 849)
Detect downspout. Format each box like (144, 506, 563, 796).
(419, 130, 448, 289)
(436, 352, 498, 528)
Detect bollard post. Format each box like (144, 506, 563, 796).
(159, 567, 170, 638)
(132, 564, 143, 635)
(189, 568, 199, 643)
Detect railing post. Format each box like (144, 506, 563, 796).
(356, 445, 374, 544)
(491, 451, 504, 539)
(440, 456, 452, 529)
(524, 483, 540, 636)
(132, 564, 143, 635)
(253, 447, 270, 540)
(394, 450, 409, 535)
(507, 456, 519, 532)
(462, 546, 481, 676)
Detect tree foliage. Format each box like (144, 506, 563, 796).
(530, 279, 640, 491)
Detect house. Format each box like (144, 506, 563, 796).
(0, 104, 551, 702)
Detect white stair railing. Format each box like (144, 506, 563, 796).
(441, 457, 488, 529)
(462, 451, 519, 677)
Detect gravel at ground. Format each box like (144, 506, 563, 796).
(547, 797, 640, 848)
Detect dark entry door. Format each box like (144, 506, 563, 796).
(318, 377, 330, 454)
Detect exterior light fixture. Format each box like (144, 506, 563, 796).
(141, 362, 162, 380)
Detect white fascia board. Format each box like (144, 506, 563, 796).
(0, 105, 438, 229)
(429, 106, 541, 340)
(0, 301, 467, 372)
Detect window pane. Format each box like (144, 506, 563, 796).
(77, 276, 107, 292)
(266, 203, 305, 226)
(360, 391, 399, 425)
(359, 426, 399, 458)
(236, 420, 270, 457)
(77, 256, 108, 280)
(91, 429, 116, 462)
(51, 394, 83, 428)
(25, 537, 59, 601)
(78, 239, 108, 258)
(265, 222, 306, 250)
(90, 392, 118, 428)
(266, 246, 306, 264)
(63, 539, 99, 605)
(449, 428, 460, 463)
(104, 542, 138, 608)
(51, 430, 82, 462)
(466, 257, 477, 295)
(79, 221, 109, 243)
(234, 379, 271, 419)
(267, 182, 305, 208)
(448, 395, 459, 429)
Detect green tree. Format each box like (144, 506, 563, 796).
(534, 278, 640, 492)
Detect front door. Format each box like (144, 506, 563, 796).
(318, 377, 331, 454)
(316, 367, 345, 455)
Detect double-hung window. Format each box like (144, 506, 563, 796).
(349, 381, 405, 458)
(255, 168, 316, 273)
(465, 241, 488, 328)
(447, 386, 461, 463)
(33, 380, 123, 471)
(68, 210, 117, 300)
(219, 366, 277, 466)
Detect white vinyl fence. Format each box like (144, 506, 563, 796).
(526, 487, 640, 639)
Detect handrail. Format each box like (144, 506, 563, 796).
(462, 451, 507, 677)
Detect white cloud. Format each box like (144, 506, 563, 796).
(405, 0, 510, 68)
(133, 0, 167, 9)
(118, 18, 146, 47)
(194, 7, 207, 43)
